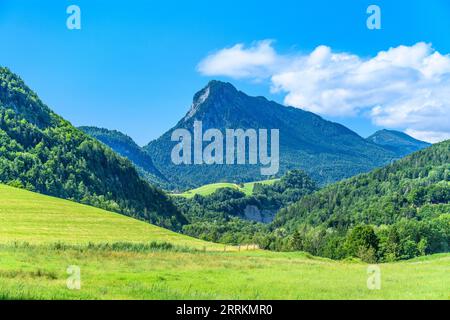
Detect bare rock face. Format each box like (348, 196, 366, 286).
(243, 205, 275, 224)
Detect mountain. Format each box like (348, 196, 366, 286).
(272, 140, 449, 260)
(144, 80, 397, 189)
(0, 67, 185, 230)
(79, 126, 169, 188)
(367, 129, 431, 157)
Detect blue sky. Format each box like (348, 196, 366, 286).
(0, 0, 449, 145)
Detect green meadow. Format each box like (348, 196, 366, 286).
(0, 185, 449, 300)
(175, 179, 278, 198)
(0, 185, 221, 250)
(1, 245, 448, 300)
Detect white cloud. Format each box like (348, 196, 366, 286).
(197, 41, 450, 143)
(405, 129, 450, 144)
(197, 40, 278, 79)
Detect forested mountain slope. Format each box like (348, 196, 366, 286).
(272, 141, 449, 261)
(0, 67, 185, 230)
(79, 126, 169, 188)
(275, 141, 449, 228)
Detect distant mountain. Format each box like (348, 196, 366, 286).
(367, 129, 431, 157)
(79, 126, 169, 188)
(144, 80, 397, 189)
(0, 67, 185, 230)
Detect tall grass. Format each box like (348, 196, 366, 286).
(1, 241, 197, 253)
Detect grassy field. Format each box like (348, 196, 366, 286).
(175, 179, 278, 198)
(0, 245, 448, 300)
(0, 184, 449, 300)
(0, 184, 226, 250)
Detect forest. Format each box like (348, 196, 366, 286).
(175, 142, 449, 262)
(0, 67, 185, 231)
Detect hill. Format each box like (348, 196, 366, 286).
(272, 140, 450, 261)
(144, 81, 397, 189)
(0, 67, 185, 230)
(79, 126, 169, 188)
(0, 184, 219, 249)
(367, 129, 431, 157)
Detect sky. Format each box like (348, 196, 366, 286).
(0, 0, 449, 145)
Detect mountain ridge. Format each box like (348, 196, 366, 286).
(144, 81, 399, 188)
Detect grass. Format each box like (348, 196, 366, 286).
(175, 179, 278, 198)
(0, 184, 230, 251)
(0, 184, 449, 300)
(0, 245, 448, 300)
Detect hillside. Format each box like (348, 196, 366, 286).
(0, 67, 185, 230)
(144, 81, 397, 189)
(272, 140, 450, 261)
(175, 179, 278, 198)
(367, 129, 431, 157)
(0, 184, 219, 249)
(79, 126, 169, 188)
(275, 140, 449, 228)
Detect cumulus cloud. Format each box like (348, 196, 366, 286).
(197, 41, 450, 143)
(197, 40, 279, 79)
